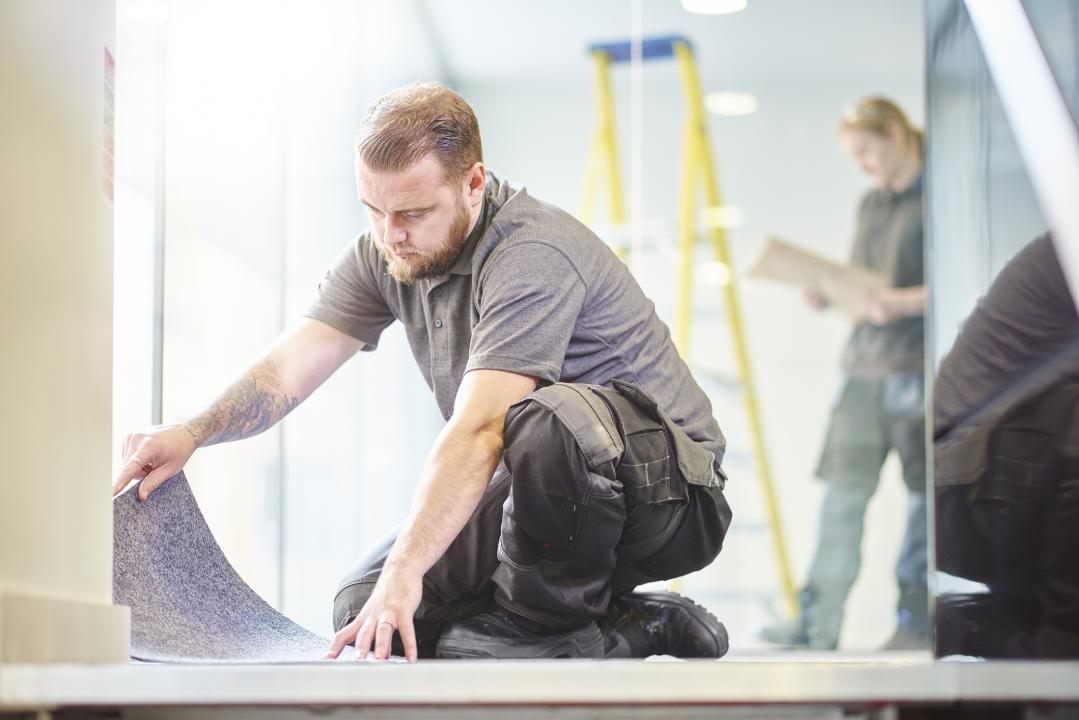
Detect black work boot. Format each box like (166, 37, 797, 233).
(435, 607, 605, 659)
(598, 591, 729, 658)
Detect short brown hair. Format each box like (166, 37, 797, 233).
(356, 82, 483, 182)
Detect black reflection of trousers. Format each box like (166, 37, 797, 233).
(936, 384, 1079, 659)
(332, 381, 732, 657)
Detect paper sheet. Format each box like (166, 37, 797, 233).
(746, 236, 888, 318)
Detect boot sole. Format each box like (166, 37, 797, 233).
(436, 622, 605, 659)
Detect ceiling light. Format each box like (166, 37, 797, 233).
(704, 205, 746, 228)
(681, 0, 747, 15)
(705, 92, 758, 116)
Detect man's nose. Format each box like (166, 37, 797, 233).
(384, 217, 408, 244)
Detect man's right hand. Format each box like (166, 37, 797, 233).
(113, 424, 198, 501)
(109, 320, 364, 503)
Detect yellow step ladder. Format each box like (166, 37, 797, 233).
(581, 34, 797, 617)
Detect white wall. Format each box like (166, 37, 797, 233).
(0, 0, 129, 662)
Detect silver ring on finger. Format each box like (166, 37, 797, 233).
(127, 454, 145, 467)
(377, 618, 396, 630)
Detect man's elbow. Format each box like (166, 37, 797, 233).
(449, 414, 506, 457)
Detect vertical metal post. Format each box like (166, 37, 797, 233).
(675, 106, 698, 357)
(674, 40, 798, 616)
(150, 16, 167, 425)
(963, 0, 1079, 308)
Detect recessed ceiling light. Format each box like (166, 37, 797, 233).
(705, 92, 758, 116)
(681, 0, 747, 15)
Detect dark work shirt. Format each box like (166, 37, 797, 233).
(934, 234, 1079, 437)
(841, 175, 925, 377)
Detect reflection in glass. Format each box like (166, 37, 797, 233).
(934, 234, 1079, 658)
(927, 0, 1079, 659)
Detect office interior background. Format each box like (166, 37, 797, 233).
(2, 0, 1079, 715)
(114, 0, 927, 646)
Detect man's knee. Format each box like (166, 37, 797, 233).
(332, 579, 376, 632)
(503, 384, 621, 473)
(331, 531, 395, 631)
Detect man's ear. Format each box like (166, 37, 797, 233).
(466, 162, 486, 204)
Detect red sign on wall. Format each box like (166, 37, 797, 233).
(103, 47, 115, 203)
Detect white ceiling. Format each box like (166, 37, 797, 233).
(417, 0, 925, 87)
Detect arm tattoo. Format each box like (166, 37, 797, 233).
(182, 358, 300, 447)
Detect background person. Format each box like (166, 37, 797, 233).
(762, 97, 929, 650)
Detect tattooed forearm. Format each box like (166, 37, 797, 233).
(181, 358, 300, 447)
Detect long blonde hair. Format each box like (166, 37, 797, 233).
(839, 96, 923, 158)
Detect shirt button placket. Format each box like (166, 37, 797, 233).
(429, 282, 450, 380)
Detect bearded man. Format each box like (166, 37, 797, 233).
(114, 82, 732, 662)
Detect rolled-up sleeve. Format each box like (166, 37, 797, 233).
(303, 235, 395, 351)
(466, 241, 586, 383)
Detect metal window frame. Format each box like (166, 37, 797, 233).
(964, 0, 1079, 312)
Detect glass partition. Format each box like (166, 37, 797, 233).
(927, 0, 1079, 659)
(116, 0, 929, 651)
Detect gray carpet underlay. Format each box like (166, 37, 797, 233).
(113, 471, 332, 663)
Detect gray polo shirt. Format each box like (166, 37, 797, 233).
(304, 172, 725, 461)
(841, 175, 925, 376)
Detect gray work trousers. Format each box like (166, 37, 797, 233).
(332, 381, 732, 657)
(805, 372, 928, 647)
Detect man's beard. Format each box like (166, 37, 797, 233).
(378, 199, 472, 285)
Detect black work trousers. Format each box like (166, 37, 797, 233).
(332, 381, 732, 657)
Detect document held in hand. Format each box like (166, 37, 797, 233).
(746, 236, 888, 319)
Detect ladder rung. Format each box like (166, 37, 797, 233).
(587, 34, 692, 64)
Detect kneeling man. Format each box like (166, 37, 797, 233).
(115, 82, 732, 662)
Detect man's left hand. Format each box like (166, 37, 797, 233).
(324, 570, 423, 662)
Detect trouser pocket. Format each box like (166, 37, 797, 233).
(595, 384, 687, 506)
(591, 380, 730, 582)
